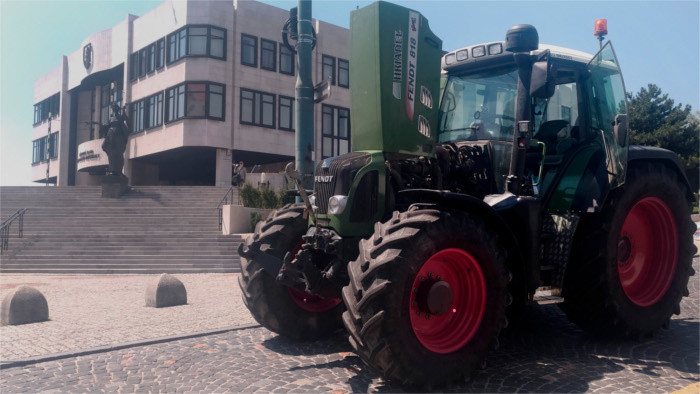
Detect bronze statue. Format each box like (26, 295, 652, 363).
(101, 102, 130, 176)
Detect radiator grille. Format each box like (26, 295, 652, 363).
(313, 152, 370, 214)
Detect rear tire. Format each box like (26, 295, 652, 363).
(561, 163, 696, 335)
(238, 203, 343, 340)
(342, 209, 509, 386)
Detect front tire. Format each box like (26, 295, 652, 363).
(238, 203, 343, 340)
(342, 209, 510, 386)
(561, 163, 696, 335)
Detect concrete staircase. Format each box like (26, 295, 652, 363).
(0, 186, 241, 274)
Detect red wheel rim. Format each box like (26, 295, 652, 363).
(409, 248, 487, 354)
(286, 241, 342, 313)
(618, 197, 678, 307)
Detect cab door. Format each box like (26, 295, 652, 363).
(586, 42, 629, 188)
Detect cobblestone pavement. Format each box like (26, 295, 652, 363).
(1, 259, 697, 393)
(0, 274, 256, 360)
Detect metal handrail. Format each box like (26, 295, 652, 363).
(1, 208, 28, 254)
(216, 187, 236, 231)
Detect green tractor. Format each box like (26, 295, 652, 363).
(238, 1, 696, 386)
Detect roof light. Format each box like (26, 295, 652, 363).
(445, 53, 456, 65)
(456, 50, 468, 61)
(488, 43, 503, 55)
(594, 19, 608, 36)
(472, 45, 486, 58)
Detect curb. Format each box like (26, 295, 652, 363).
(0, 323, 261, 370)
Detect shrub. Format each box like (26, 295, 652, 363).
(239, 183, 262, 208)
(249, 211, 264, 232)
(260, 187, 279, 209)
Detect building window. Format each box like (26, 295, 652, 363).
(338, 58, 349, 88)
(241, 34, 257, 67)
(240, 88, 275, 128)
(260, 39, 276, 71)
(156, 38, 165, 69)
(33, 93, 60, 125)
(165, 82, 225, 123)
(322, 105, 350, 158)
(139, 48, 148, 77)
(208, 84, 225, 120)
(31, 132, 58, 164)
(130, 100, 145, 132)
(210, 27, 225, 58)
(279, 43, 294, 75)
(146, 93, 163, 129)
(278, 96, 294, 131)
(147, 44, 156, 74)
(32, 140, 41, 164)
(100, 82, 123, 125)
(166, 25, 226, 64)
(322, 55, 336, 85)
(48, 132, 59, 159)
(129, 53, 138, 81)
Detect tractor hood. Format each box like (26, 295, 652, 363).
(349, 1, 443, 157)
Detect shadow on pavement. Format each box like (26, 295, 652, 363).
(260, 298, 698, 393)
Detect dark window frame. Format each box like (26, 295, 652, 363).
(31, 132, 58, 165)
(241, 33, 258, 67)
(32, 93, 60, 125)
(145, 92, 164, 130)
(322, 54, 336, 85)
(165, 25, 228, 66)
(278, 95, 294, 131)
(164, 81, 226, 124)
(279, 43, 294, 75)
(338, 58, 349, 88)
(321, 104, 351, 159)
(239, 87, 276, 129)
(260, 38, 276, 72)
(156, 38, 165, 69)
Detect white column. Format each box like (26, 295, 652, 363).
(215, 148, 233, 186)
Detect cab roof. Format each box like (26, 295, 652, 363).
(442, 41, 595, 71)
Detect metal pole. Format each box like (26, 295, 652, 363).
(295, 0, 315, 191)
(46, 114, 51, 186)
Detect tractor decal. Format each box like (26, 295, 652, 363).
(405, 11, 419, 120)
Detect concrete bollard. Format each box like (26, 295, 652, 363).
(1, 286, 49, 325)
(145, 273, 187, 308)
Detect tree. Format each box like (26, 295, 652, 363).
(627, 84, 698, 190)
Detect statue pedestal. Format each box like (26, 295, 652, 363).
(102, 174, 129, 198)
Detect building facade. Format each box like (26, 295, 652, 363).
(31, 0, 350, 186)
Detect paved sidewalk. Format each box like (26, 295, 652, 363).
(0, 274, 257, 361)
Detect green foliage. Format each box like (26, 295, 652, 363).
(627, 84, 699, 172)
(260, 187, 280, 209)
(239, 183, 262, 208)
(278, 189, 296, 206)
(249, 211, 264, 232)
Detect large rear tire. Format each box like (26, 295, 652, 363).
(238, 203, 343, 340)
(342, 209, 510, 386)
(561, 163, 696, 335)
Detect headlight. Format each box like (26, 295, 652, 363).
(328, 195, 348, 215)
(488, 43, 503, 55)
(472, 45, 486, 58)
(444, 53, 456, 65)
(456, 49, 468, 61)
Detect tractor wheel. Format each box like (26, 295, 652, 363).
(561, 163, 696, 336)
(238, 203, 343, 340)
(342, 208, 510, 386)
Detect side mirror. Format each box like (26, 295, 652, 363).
(530, 55, 556, 99)
(614, 114, 628, 146)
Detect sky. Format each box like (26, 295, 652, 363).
(1, 0, 698, 186)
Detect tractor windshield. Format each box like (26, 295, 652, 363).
(438, 66, 518, 143)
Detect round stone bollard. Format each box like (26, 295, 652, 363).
(145, 273, 187, 308)
(1, 286, 49, 325)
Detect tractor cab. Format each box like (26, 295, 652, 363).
(439, 40, 629, 211)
